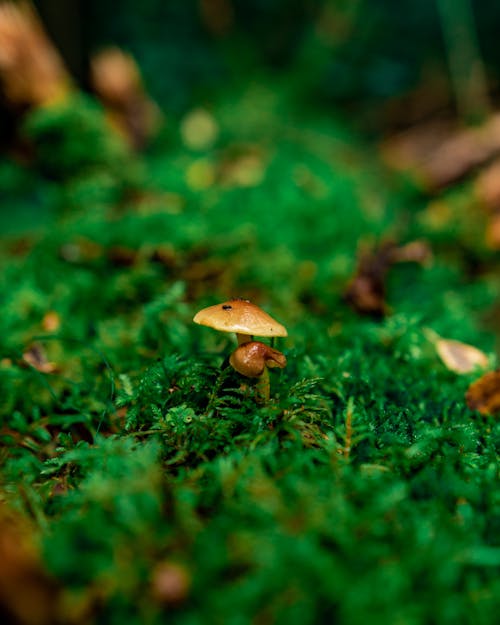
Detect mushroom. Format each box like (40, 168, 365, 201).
(229, 341, 287, 403)
(193, 298, 287, 345)
(229, 341, 287, 377)
(193, 298, 288, 402)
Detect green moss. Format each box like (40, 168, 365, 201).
(1, 85, 499, 625)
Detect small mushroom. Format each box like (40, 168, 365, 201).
(193, 298, 288, 403)
(229, 340, 287, 403)
(193, 298, 287, 345)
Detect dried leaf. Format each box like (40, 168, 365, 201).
(466, 370, 500, 415)
(435, 339, 489, 374)
(380, 118, 454, 182)
(22, 344, 57, 374)
(419, 117, 500, 189)
(381, 113, 500, 190)
(344, 241, 398, 317)
(345, 239, 431, 317)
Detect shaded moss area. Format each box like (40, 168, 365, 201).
(1, 83, 499, 625)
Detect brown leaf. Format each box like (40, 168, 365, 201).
(380, 118, 453, 179)
(22, 344, 57, 374)
(435, 339, 489, 374)
(466, 370, 500, 415)
(344, 274, 387, 317)
(345, 239, 432, 317)
(381, 113, 500, 190)
(344, 242, 394, 317)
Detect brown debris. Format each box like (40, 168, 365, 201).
(381, 113, 500, 190)
(466, 369, 500, 416)
(91, 46, 161, 150)
(22, 344, 57, 374)
(380, 119, 454, 182)
(0, 1, 71, 108)
(344, 242, 394, 317)
(344, 240, 431, 317)
(421, 116, 500, 189)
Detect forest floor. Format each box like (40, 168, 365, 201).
(1, 77, 500, 625)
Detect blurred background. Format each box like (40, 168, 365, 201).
(2, 0, 500, 251)
(3, 0, 500, 131)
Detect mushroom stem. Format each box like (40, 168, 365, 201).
(255, 366, 270, 404)
(236, 333, 253, 345)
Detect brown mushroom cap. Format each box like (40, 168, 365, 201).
(229, 341, 287, 378)
(193, 299, 287, 338)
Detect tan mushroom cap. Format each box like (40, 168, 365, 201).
(193, 298, 287, 337)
